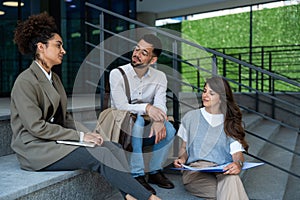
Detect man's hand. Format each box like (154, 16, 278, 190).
(146, 104, 167, 122)
(173, 158, 186, 168)
(149, 121, 166, 144)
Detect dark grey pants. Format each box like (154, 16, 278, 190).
(42, 141, 151, 200)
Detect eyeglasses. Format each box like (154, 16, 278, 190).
(133, 46, 150, 57)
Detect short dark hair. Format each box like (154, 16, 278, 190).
(140, 34, 162, 57)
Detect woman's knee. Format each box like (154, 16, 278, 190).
(184, 181, 216, 199)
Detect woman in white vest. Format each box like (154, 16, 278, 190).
(173, 76, 249, 200)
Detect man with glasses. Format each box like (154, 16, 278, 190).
(109, 34, 176, 195)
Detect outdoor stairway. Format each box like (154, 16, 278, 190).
(168, 92, 300, 200)
(241, 112, 300, 200)
(0, 95, 299, 200)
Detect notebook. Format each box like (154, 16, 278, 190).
(56, 140, 96, 147)
(172, 162, 264, 172)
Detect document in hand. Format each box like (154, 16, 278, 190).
(174, 162, 264, 172)
(56, 140, 96, 147)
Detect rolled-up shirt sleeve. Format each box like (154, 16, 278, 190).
(177, 124, 188, 142)
(152, 73, 167, 114)
(230, 141, 245, 155)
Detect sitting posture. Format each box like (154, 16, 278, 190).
(10, 12, 160, 200)
(173, 77, 249, 200)
(110, 34, 176, 194)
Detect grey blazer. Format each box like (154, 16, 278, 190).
(10, 62, 89, 171)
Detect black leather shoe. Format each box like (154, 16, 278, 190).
(135, 176, 156, 195)
(148, 171, 175, 189)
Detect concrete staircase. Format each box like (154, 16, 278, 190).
(169, 92, 300, 200)
(0, 95, 201, 200)
(0, 96, 121, 200)
(0, 94, 299, 200)
(241, 112, 300, 200)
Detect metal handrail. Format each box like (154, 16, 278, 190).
(85, 1, 300, 128)
(86, 2, 300, 88)
(85, 2, 300, 180)
(86, 19, 300, 125)
(245, 152, 300, 179)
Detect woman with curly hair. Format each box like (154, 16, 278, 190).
(11, 12, 160, 200)
(173, 76, 249, 200)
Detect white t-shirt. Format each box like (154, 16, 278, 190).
(178, 107, 245, 155)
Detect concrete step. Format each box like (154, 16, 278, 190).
(0, 97, 10, 120)
(0, 96, 118, 200)
(0, 154, 117, 200)
(151, 173, 203, 200)
(242, 112, 264, 131)
(242, 122, 298, 200)
(283, 133, 300, 200)
(0, 150, 204, 200)
(167, 92, 201, 118)
(0, 119, 13, 157)
(1, 95, 298, 200)
(245, 119, 281, 157)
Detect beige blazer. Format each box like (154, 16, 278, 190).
(10, 62, 89, 171)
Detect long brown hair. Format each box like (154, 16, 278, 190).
(205, 77, 249, 151)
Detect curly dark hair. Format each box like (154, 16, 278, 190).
(13, 12, 58, 58)
(205, 76, 249, 151)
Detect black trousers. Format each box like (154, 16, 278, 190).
(42, 141, 151, 200)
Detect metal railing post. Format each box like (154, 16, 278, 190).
(212, 55, 218, 76)
(222, 49, 226, 77)
(268, 52, 272, 92)
(172, 40, 180, 157)
(238, 54, 242, 92)
(99, 11, 105, 111)
(197, 58, 200, 92)
(261, 47, 264, 92)
(271, 77, 275, 119)
(249, 5, 253, 92)
(172, 40, 179, 126)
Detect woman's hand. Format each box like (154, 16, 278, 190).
(83, 132, 103, 146)
(173, 158, 186, 168)
(223, 161, 242, 175)
(174, 141, 188, 168)
(224, 151, 244, 175)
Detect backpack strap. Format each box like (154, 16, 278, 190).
(117, 67, 131, 104)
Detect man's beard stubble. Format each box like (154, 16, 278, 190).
(131, 56, 151, 69)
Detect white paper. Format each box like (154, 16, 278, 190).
(178, 162, 264, 172)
